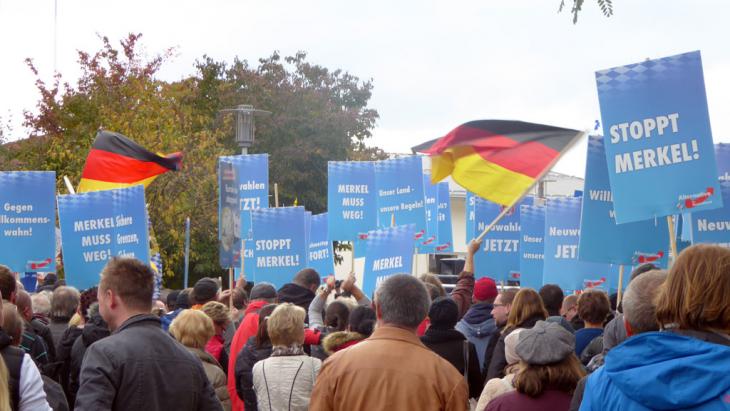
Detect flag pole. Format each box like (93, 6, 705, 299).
(474, 130, 587, 242)
(274, 183, 279, 207)
(616, 265, 625, 307)
(63, 176, 76, 194)
(351, 241, 355, 274)
(184, 217, 191, 288)
(667, 215, 678, 265)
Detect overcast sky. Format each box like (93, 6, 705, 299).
(1, 0, 728, 177)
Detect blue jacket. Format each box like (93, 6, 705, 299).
(580, 332, 730, 411)
(455, 303, 497, 373)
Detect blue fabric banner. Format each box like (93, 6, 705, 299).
(465, 191, 476, 244)
(0, 171, 57, 273)
(375, 156, 427, 237)
(419, 173, 439, 253)
(596, 50, 722, 223)
(251, 206, 307, 288)
(307, 213, 335, 277)
(543, 197, 619, 293)
(218, 159, 241, 269)
(690, 181, 730, 247)
(579, 135, 669, 267)
(327, 161, 378, 241)
(436, 182, 454, 253)
(58, 185, 149, 290)
(519, 205, 545, 290)
(362, 224, 416, 297)
(473, 197, 524, 282)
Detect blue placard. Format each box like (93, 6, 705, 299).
(690, 181, 730, 247)
(362, 224, 416, 297)
(375, 156, 427, 236)
(308, 213, 335, 277)
(251, 207, 307, 288)
(473, 197, 524, 282)
(419, 173, 439, 253)
(596, 50, 722, 223)
(716, 143, 730, 182)
(519, 205, 545, 290)
(57, 186, 150, 290)
(327, 161, 378, 241)
(579, 135, 669, 267)
(543, 197, 619, 293)
(466, 191, 476, 244)
(218, 160, 241, 269)
(436, 182, 454, 253)
(0, 171, 57, 273)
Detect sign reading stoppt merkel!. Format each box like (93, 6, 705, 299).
(596, 50, 722, 223)
(250, 206, 307, 288)
(58, 185, 149, 290)
(0, 171, 57, 273)
(327, 161, 378, 241)
(362, 224, 416, 297)
(579, 135, 668, 267)
(375, 156, 427, 237)
(519, 205, 545, 290)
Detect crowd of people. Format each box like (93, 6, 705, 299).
(0, 241, 729, 410)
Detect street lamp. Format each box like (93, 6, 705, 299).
(219, 104, 271, 154)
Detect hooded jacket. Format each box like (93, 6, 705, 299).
(228, 300, 269, 411)
(420, 327, 484, 399)
(580, 332, 730, 411)
(322, 331, 367, 356)
(277, 283, 315, 319)
(235, 336, 273, 411)
(455, 303, 497, 373)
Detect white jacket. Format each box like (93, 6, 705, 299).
(252, 355, 321, 411)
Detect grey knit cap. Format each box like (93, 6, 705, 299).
(516, 320, 575, 365)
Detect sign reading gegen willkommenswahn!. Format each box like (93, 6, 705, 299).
(58, 185, 149, 290)
(362, 224, 416, 297)
(690, 181, 730, 246)
(375, 156, 427, 237)
(307, 213, 334, 277)
(519, 204, 545, 290)
(251, 206, 307, 288)
(327, 161, 378, 241)
(579, 135, 669, 267)
(218, 159, 241, 269)
(596, 50, 722, 224)
(0, 171, 57, 273)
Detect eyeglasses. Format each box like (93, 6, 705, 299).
(493, 303, 505, 308)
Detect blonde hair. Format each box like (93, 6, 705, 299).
(268, 303, 306, 347)
(1, 304, 24, 346)
(169, 309, 215, 349)
(0, 356, 10, 411)
(418, 274, 446, 297)
(201, 301, 230, 326)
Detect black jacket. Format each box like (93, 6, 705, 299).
(277, 283, 315, 321)
(74, 314, 222, 411)
(486, 314, 545, 380)
(421, 328, 483, 399)
(52, 325, 82, 398)
(68, 315, 111, 407)
(30, 317, 56, 362)
(234, 336, 273, 411)
(0, 327, 23, 410)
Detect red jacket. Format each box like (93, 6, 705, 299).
(227, 300, 268, 411)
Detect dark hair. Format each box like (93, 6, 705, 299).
(539, 284, 564, 317)
(293, 268, 321, 289)
(348, 306, 376, 336)
(100, 257, 154, 312)
(0, 265, 17, 299)
(166, 290, 181, 311)
(577, 290, 611, 325)
(176, 289, 192, 310)
(232, 288, 248, 310)
(325, 301, 350, 332)
(255, 304, 278, 348)
(79, 287, 99, 321)
(631, 263, 657, 281)
(428, 297, 459, 330)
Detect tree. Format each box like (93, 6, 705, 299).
(558, 0, 614, 24)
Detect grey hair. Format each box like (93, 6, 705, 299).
(50, 286, 81, 320)
(622, 270, 668, 334)
(31, 293, 51, 316)
(375, 274, 430, 328)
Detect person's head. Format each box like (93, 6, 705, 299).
(231, 287, 249, 310)
(622, 270, 668, 336)
(268, 303, 306, 347)
(79, 286, 99, 322)
(560, 294, 579, 321)
(539, 284, 564, 317)
(31, 293, 51, 317)
(51, 286, 80, 322)
(176, 288, 192, 310)
(348, 306, 376, 337)
(656, 245, 730, 333)
(0, 265, 17, 303)
(169, 309, 215, 349)
(250, 282, 278, 303)
(507, 288, 548, 330)
(1, 304, 24, 346)
(424, 283, 441, 302)
(192, 278, 219, 305)
(255, 304, 278, 348)
(577, 289, 611, 328)
(325, 300, 350, 332)
(473, 277, 498, 304)
(493, 288, 518, 327)
(97, 257, 154, 331)
(418, 274, 446, 297)
(513, 321, 585, 397)
(428, 297, 459, 330)
(374, 274, 430, 331)
(293, 268, 321, 292)
(14, 290, 32, 322)
(201, 301, 230, 335)
(166, 290, 181, 311)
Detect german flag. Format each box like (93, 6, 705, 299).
(423, 120, 583, 206)
(77, 131, 183, 193)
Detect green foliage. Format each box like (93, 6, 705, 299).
(12, 34, 381, 288)
(558, 0, 614, 23)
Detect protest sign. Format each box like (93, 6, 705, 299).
(375, 156, 427, 237)
(328, 161, 378, 241)
(419, 173, 439, 253)
(58, 185, 149, 290)
(362, 224, 416, 297)
(218, 159, 241, 269)
(436, 182, 454, 253)
(543, 197, 619, 292)
(465, 191, 476, 243)
(519, 205, 545, 290)
(308, 213, 335, 277)
(251, 206, 307, 288)
(596, 50, 721, 223)
(690, 181, 730, 247)
(579, 135, 669, 267)
(716, 143, 730, 181)
(473, 197, 524, 282)
(0, 171, 57, 273)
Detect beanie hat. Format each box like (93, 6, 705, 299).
(250, 283, 277, 301)
(192, 278, 218, 304)
(428, 297, 459, 329)
(473, 277, 498, 301)
(516, 320, 575, 365)
(504, 328, 525, 365)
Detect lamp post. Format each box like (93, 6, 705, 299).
(219, 104, 271, 155)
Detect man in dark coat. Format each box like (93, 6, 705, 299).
(277, 268, 320, 321)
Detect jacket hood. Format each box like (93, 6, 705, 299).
(188, 347, 221, 368)
(604, 332, 730, 409)
(322, 331, 366, 355)
(244, 299, 269, 315)
(462, 303, 494, 325)
(277, 283, 315, 307)
(457, 315, 497, 338)
(82, 315, 111, 347)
